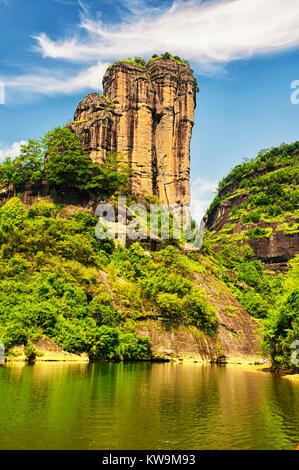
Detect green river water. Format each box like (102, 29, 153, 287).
(0, 362, 298, 450)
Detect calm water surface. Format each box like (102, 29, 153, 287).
(0, 362, 298, 450)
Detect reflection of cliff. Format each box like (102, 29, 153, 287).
(69, 58, 196, 206)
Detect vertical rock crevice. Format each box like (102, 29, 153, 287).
(69, 58, 197, 206)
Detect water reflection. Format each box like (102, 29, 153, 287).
(0, 363, 298, 450)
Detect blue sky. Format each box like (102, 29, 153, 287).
(0, 0, 299, 219)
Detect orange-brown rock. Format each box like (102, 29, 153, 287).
(103, 61, 155, 195)
(68, 93, 118, 165)
(69, 58, 197, 206)
(148, 59, 196, 206)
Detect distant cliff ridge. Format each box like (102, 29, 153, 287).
(204, 143, 299, 271)
(68, 58, 197, 206)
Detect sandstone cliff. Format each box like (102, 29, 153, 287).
(68, 58, 196, 206)
(137, 268, 261, 363)
(205, 190, 298, 270)
(204, 144, 299, 270)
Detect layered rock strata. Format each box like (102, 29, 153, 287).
(68, 58, 197, 206)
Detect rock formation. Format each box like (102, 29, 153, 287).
(205, 192, 298, 271)
(203, 147, 299, 271)
(68, 58, 197, 206)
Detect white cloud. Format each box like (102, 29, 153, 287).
(34, 0, 299, 66)
(3, 0, 299, 97)
(191, 176, 218, 222)
(1, 61, 109, 96)
(0, 140, 27, 162)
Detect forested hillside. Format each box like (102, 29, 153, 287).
(204, 143, 299, 371)
(0, 133, 297, 371)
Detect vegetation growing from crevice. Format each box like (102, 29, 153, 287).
(204, 142, 299, 371)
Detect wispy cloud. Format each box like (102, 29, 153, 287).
(34, 0, 299, 65)
(2, 62, 108, 96)
(0, 140, 27, 162)
(3, 0, 299, 97)
(191, 176, 218, 222)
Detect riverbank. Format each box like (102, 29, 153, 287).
(3, 353, 299, 382)
(5, 335, 263, 365)
(5, 339, 89, 363)
(282, 374, 299, 382)
(234, 363, 299, 382)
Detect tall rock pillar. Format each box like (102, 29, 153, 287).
(103, 62, 154, 195)
(148, 58, 196, 206)
(70, 58, 197, 206)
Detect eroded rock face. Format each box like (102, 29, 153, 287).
(137, 269, 261, 363)
(204, 190, 299, 271)
(148, 59, 195, 206)
(69, 59, 196, 205)
(68, 93, 119, 165)
(103, 62, 155, 196)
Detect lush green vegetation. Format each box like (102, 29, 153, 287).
(109, 244, 217, 334)
(0, 127, 129, 197)
(218, 143, 299, 191)
(0, 121, 216, 361)
(202, 235, 298, 371)
(0, 197, 217, 360)
(262, 257, 299, 371)
(0, 129, 297, 370)
(208, 144, 298, 222)
(0, 198, 151, 360)
(205, 142, 299, 371)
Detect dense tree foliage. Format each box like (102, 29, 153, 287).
(0, 198, 217, 360)
(110, 244, 217, 334)
(205, 142, 299, 371)
(0, 127, 129, 197)
(0, 198, 150, 360)
(0, 140, 44, 190)
(217, 142, 299, 191)
(262, 257, 299, 371)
